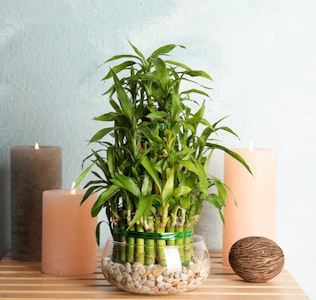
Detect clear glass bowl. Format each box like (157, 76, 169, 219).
(101, 234, 210, 294)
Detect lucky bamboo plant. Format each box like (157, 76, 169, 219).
(76, 42, 250, 266)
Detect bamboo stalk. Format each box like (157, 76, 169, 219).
(144, 216, 155, 265)
(112, 217, 121, 263)
(184, 224, 193, 263)
(184, 209, 194, 263)
(175, 224, 184, 263)
(119, 214, 127, 263)
(166, 220, 175, 246)
(127, 225, 135, 263)
(155, 216, 166, 265)
(135, 223, 145, 263)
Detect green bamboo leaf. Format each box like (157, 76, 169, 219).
(161, 167, 174, 205)
(111, 69, 133, 122)
(171, 93, 181, 119)
(102, 61, 136, 81)
(83, 180, 104, 189)
(179, 196, 191, 210)
(74, 162, 95, 188)
(200, 118, 215, 129)
(91, 185, 120, 217)
(207, 143, 252, 175)
(102, 83, 115, 96)
(141, 173, 153, 196)
(127, 195, 152, 230)
(201, 127, 216, 141)
(150, 44, 185, 58)
(181, 77, 213, 90)
(206, 194, 225, 223)
(180, 89, 209, 97)
(128, 41, 147, 66)
(150, 57, 167, 88)
(165, 59, 191, 70)
(174, 148, 196, 159)
(139, 125, 164, 144)
(193, 101, 205, 120)
(180, 160, 208, 193)
(215, 126, 239, 139)
(113, 173, 140, 197)
(203, 149, 213, 173)
(179, 121, 195, 134)
(102, 54, 141, 64)
(145, 111, 168, 119)
(106, 146, 115, 178)
(141, 157, 161, 193)
(110, 98, 121, 112)
(89, 127, 113, 143)
(80, 185, 99, 205)
(207, 193, 225, 209)
(195, 163, 208, 193)
(179, 160, 199, 175)
(93, 112, 118, 122)
(93, 150, 108, 178)
(91, 171, 104, 181)
(171, 186, 192, 198)
(185, 70, 213, 80)
(212, 115, 229, 128)
(212, 177, 228, 200)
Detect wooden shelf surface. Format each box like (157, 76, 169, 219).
(0, 250, 309, 299)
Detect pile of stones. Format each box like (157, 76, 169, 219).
(101, 256, 210, 294)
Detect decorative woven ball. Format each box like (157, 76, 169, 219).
(229, 236, 284, 283)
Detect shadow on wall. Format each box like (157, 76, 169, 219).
(0, 165, 10, 259)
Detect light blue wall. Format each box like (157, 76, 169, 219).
(1, 1, 315, 298)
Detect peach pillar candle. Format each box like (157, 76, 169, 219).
(42, 189, 98, 275)
(222, 147, 277, 266)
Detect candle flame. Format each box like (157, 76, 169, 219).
(35, 142, 39, 150)
(71, 182, 76, 195)
(249, 141, 254, 151)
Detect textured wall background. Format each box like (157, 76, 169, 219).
(1, 1, 316, 298)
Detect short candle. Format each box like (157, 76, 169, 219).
(42, 187, 98, 276)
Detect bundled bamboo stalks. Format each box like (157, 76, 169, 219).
(111, 211, 194, 266)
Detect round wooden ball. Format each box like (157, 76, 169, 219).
(229, 236, 284, 283)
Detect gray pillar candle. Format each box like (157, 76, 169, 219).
(10, 145, 62, 261)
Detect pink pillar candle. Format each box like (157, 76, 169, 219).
(42, 189, 98, 275)
(222, 148, 277, 266)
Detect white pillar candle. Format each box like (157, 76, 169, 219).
(42, 189, 97, 276)
(222, 147, 277, 266)
(10, 144, 62, 261)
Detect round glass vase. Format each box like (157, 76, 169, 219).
(101, 234, 210, 295)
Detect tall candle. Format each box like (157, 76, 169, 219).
(222, 147, 277, 266)
(10, 144, 62, 261)
(42, 189, 97, 276)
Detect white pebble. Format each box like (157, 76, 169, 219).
(125, 262, 132, 273)
(132, 270, 139, 281)
(181, 273, 188, 281)
(137, 266, 146, 276)
(115, 274, 123, 282)
(145, 280, 155, 288)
